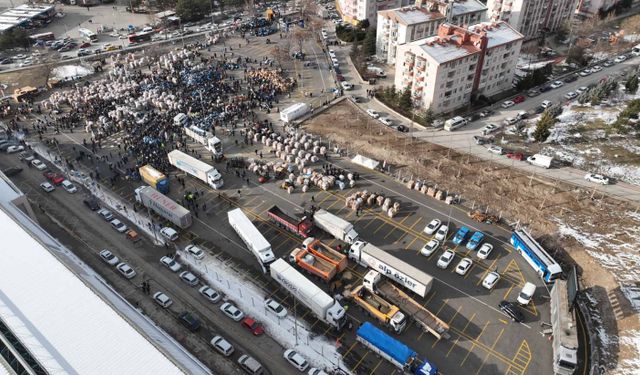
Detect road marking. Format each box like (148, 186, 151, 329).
(499, 319, 509, 325)
(477, 257, 499, 286)
(351, 351, 369, 372)
(369, 359, 384, 375)
(460, 320, 489, 366)
(475, 328, 505, 375)
(373, 220, 388, 234)
(342, 342, 358, 357)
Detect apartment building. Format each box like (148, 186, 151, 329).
(395, 21, 523, 114)
(336, 0, 412, 26)
(485, 0, 578, 40)
(575, 0, 617, 18)
(376, 0, 487, 64)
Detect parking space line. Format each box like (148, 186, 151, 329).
(383, 214, 411, 239)
(369, 359, 383, 375)
(404, 235, 420, 250)
(373, 220, 388, 234)
(432, 304, 460, 348)
(503, 284, 515, 301)
(460, 320, 489, 366)
(475, 328, 505, 375)
(477, 257, 499, 286)
(351, 351, 369, 372)
(342, 342, 358, 357)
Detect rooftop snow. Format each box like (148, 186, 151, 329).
(381, 0, 486, 25)
(451, 0, 487, 15)
(469, 21, 524, 49)
(413, 36, 479, 63)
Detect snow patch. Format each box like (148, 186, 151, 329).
(616, 330, 640, 375)
(52, 65, 93, 79)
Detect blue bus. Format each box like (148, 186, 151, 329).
(511, 229, 562, 282)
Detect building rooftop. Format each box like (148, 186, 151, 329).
(451, 0, 488, 16)
(469, 21, 524, 48)
(379, 0, 486, 26)
(413, 34, 480, 63)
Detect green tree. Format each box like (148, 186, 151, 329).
(567, 46, 590, 66)
(626, 74, 639, 94)
(362, 28, 376, 56)
(533, 111, 557, 142)
(0, 28, 30, 51)
(419, 108, 434, 126)
(358, 19, 370, 29)
(175, 0, 210, 21)
(398, 87, 412, 111)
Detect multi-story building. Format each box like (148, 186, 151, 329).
(485, 0, 578, 40)
(395, 21, 523, 114)
(377, 0, 487, 64)
(575, 0, 617, 18)
(336, 0, 413, 26)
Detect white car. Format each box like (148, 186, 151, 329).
(6, 145, 24, 153)
(160, 256, 182, 272)
(614, 55, 627, 63)
(477, 243, 493, 260)
(455, 258, 473, 275)
(40, 181, 55, 192)
(308, 368, 329, 375)
(423, 219, 442, 235)
(501, 100, 515, 108)
(199, 285, 222, 303)
(153, 292, 173, 308)
(284, 349, 309, 372)
(481, 124, 499, 135)
(366, 109, 380, 119)
(220, 302, 244, 321)
(585, 173, 610, 185)
(482, 271, 500, 290)
(265, 298, 287, 318)
(576, 86, 588, 94)
(487, 145, 503, 155)
(110, 219, 128, 233)
(420, 239, 440, 257)
(116, 262, 136, 279)
(340, 81, 353, 90)
(590, 65, 603, 73)
(550, 80, 564, 89)
(31, 159, 47, 170)
(210, 335, 235, 357)
(437, 249, 455, 269)
(564, 91, 578, 100)
(379, 117, 393, 126)
(61, 180, 77, 193)
(540, 100, 552, 109)
(579, 68, 592, 77)
(185, 244, 205, 260)
(99, 249, 119, 265)
(435, 225, 449, 241)
(160, 227, 178, 241)
(328, 50, 336, 58)
(179, 271, 199, 286)
(97, 208, 114, 221)
(503, 117, 518, 126)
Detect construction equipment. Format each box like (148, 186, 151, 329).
(468, 210, 499, 224)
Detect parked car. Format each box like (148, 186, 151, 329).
(434, 225, 449, 241)
(487, 145, 503, 155)
(501, 100, 515, 108)
(220, 302, 244, 321)
(479, 109, 493, 117)
(499, 301, 524, 322)
(527, 89, 540, 97)
(420, 239, 440, 257)
(366, 108, 380, 119)
(564, 74, 579, 83)
(6, 145, 24, 153)
(83, 198, 100, 211)
(540, 100, 552, 109)
(199, 285, 221, 303)
(178, 311, 201, 332)
(265, 298, 287, 318)
(455, 258, 473, 276)
(185, 244, 205, 259)
(97, 208, 114, 221)
(564, 91, 578, 100)
(503, 117, 518, 126)
(340, 81, 353, 90)
(241, 317, 265, 336)
(40, 181, 55, 192)
(110, 219, 128, 233)
(379, 117, 393, 126)
(482, 271, 500, 290)
(481, 123, 500, 135)
(437, 249, 455, 269)
(61, 180, 77, 193)
(576, 86, 589, 94)
(539, 84, 552, 92)
(160, 256, 182, 272)
(210, 335, 235, 356)
(179, 271, 199, 286)
(160, 226, 178, 241)
(43, 171, 65, 185)
(614, 55, 627, 63)
(283, 349, 309, 372)
(466, 231, 485, 250)
(452, 226, 470, 245)
(477, 243, 493, 259)
(31, 159, 47, 170)
(590, 65, 603, 73)
(116, 262, 136, 279)
(153, 292, 173, 308)
(513, 95, 525, 104)
(579, 69, 592, 77)
(423, 219, 441, 235)
(99, 249, 119, 265)
(584, 173, 610, 185)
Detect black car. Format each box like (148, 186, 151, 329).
(2, 166, 23, 176)
(178, 311, 201, 332)
(539, 85, 552, 93)
(564, 74, 579, 83)
(83, 197, 100, 211)
(499, 301, 524, 323)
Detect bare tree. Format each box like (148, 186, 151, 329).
(271, 41, 292, 67)
(292, 27, 310, 55)
(298, 0, 318, 20)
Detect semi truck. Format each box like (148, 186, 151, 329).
(134, 186, 192, 229)
(313, 209, 359, 244)
(349, 241, 433, 298)
(289, 247, 341, 282)
(183, 126, 224, 161)
(526, 154, 553, 169)
(267, 205, 313, 238)
(167, 150, 224, 189)
(349, 284, 407, 333)
(279, 102, 310, 123)
(364, 270, 450, 340)
(303, 237, 348, 271)
(269, 258, 347, 330)
(138, 165, 169, 194)
(228, 208, 275, 273)
(356, 322, 438, 375)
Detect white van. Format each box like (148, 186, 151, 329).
(173, 113, 189, 127)
(160, 227, 179, 241)
(517, 282, 536, 305)
(444, 116, 468, 131)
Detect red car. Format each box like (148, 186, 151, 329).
(336, 74, 345, 82)
(79, 42, 91, 48)
(43, 171, 65, 185)
(513, 95, 526, 104)
(241, 317, 265, 336)
(506, 152, 524, 161)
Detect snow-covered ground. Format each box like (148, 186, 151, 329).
(179, 250, 351, 374)
(52, 65, 93, 79)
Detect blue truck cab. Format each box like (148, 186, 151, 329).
(452, 226, 470, 245)
(466, 231, 485, 250)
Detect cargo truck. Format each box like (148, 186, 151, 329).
(267, 205, 313, 238)
(349, 241, 432, 298)
(356, 322, 437, 375)
(139, 165, 169, 194)
(526, 154, 553, 169)
(167, 150, 224, 189)
(183, 126, 224, 161)
(228, 208, 275, 273)
(134, 186, 192, 229)
(364, 270, 450, 340)
(349, 284, 407, 333)
(280, 102, 310, 123)
(303, 237, 347, 271)
(289, 247, 340, 282)
(313, 209, 359, 244)
(269, 258, 346, 330)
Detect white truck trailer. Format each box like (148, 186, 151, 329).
(167, 150, 224, 189)
(349, 241, 433, 298)
(269, 258, 347, 330)
(280, 102, 310, 123)
(134, 186, 193, 229)
(228, 208, 275, 273)
(183, 126, 223, 160)
(313, 209, 359, 244)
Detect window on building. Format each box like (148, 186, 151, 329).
(445, 90, 452, 97)
(469, 64, 475, 71)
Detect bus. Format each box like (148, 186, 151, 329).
(128, 31, 153, 44)
(78, 28, 98, 42)
(511, 229, 562, 282)
(29, 32, 55, 42)
(632, 43, 640, 56)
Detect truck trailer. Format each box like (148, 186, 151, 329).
(167, 150, 224, 189)
(269, 258, 346, 330)
(303, 237, 348, 271)
(279, 102, 310, 123)
(134, 186, 192, 229)
(356, 322, 437, 375)
(138, 165, 169, 194)
(183, 126, 223, 161)
(267, 205, 313, 238)
(228, 208, 275, 273)
(350, 284, 407, 333)
(364, 270, 449, 339)
(526, 154, 553, 169)
(313, 209, 359, 244)
(349, 241, 432, 298)
(289, 247, 340, 282)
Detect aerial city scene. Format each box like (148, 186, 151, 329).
(0, 0, 639, 373)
